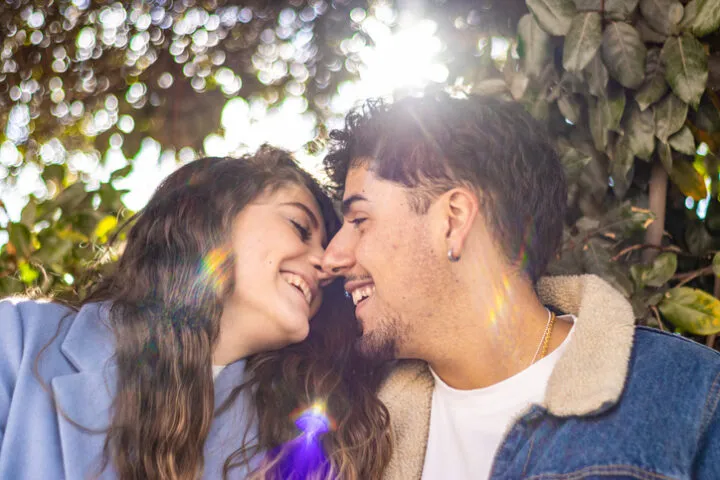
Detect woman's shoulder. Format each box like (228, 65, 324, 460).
(0, 298, 82, 358)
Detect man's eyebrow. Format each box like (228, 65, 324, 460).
(281, 202, 319, 229)
(341, 194, 368, 216)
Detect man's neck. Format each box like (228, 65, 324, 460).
(423, 277, 572, 391)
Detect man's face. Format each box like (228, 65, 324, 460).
(322, 164, 441, 360)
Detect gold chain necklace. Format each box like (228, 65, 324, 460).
(529, 310, 557, 366)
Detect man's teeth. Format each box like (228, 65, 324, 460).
(282, 273, 312, 305)
(351, 285, 375, 306)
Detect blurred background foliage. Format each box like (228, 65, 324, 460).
(2, 0, 720, 350)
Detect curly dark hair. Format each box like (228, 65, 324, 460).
(324, 94, 567, 283)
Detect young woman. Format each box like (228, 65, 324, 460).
(0, 146, 392, 479)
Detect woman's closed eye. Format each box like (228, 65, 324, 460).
(290, 219, 311, 242)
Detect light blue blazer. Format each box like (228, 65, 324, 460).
(0, 299, 256, 479)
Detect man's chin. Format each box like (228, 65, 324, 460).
(354, 330, 397, 363)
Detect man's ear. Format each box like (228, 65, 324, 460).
(440, 187, 480, 259)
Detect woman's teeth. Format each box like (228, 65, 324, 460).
(282, 273, 312, 305)
(351, 285, 375, 306)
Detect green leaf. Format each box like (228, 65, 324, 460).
(624, 103, 656, 159)
(582, 237, 635, 296)
(42, 164, 66, 186)
(17, 262, 40, 284)
(527, 0, 577, 35)
(602, 22, 647, 89)
(602, 84, 627, 132)
(631, 264, 651, 289)
(660, 33, 709, 108)
(653, 93, 688, 142)
(670, 158, 708, 200)
(573, 0, 640, 20)
(658, 140, 674, 171)
(686, 220, 713, 254)
(680, 0, 699, 30)
(645, 252, 678, 286)
(706, 198, 720, 233)
(640, 0, 685, 35)
(518, 14, 551, 78)
(94, 215, 118, 240)
(110, 164, 133, 180)
(668, 125, 696, 155)
(55, 183, 88, 211)
(0, 277, 25, 296)
(659, 287, 720, 335)
(635, 49, 668, 111)
(32, 237, 74, 266)
(20, 198, 37, 227)
(563, 12, 603, 72)
(589, 96, 610, 150)
(636, 18, 669, 44)
(691, 93, 720, 132)
(604, 202, 656, 234)
(558, 94, 584, 124)
(685, 0, 720, 37)
(559, 71, 588, 95)
(610, 135, 635, 197)
(558, 138, 593, 180)
(8, 223, 32, 258)
(713, 251, 720, 276)
(584, 52, 609, 96)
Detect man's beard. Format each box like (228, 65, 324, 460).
(354, 313, 401, 363)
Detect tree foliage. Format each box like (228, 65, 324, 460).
(2, 0, 720, 349)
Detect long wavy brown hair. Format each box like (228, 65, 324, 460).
(52, 146, 391, 479)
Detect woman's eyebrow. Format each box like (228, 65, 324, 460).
(281, 202, 319, 229)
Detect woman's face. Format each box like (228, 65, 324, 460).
(217, 183, 334, 361)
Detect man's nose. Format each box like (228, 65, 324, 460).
(322, 230, 355, 275)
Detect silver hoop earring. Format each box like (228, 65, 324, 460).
(448, 248, 460, 262)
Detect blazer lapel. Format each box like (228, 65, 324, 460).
(51, 302, 116, 479)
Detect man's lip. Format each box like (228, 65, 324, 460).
(280, 270, 319, 304)
(344, 279, 375, 295)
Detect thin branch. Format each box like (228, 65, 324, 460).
(672, 266, 715, 288)
(611, 244, 683, 262)
(650, 305, 665, 332)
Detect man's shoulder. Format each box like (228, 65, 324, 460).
(633, 326, 720, 365)
(627, 327, 720, 403)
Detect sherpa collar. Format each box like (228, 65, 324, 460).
(378, 274, 636, 479)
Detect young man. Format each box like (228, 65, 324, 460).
(322, 95, 720, 479)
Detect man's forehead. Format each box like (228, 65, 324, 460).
(342, 164, 375, 201)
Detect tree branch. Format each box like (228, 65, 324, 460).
(643, 163, 668, 263)
(611, 244, 683, 262)
(672, 266, 715, 288)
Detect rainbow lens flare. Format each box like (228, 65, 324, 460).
(291, 400, 337, 437)
(199, 246, 231, 294)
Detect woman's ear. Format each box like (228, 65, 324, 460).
(442, 187, 480, 260)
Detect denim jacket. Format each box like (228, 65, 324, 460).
(378, 275, 720, 479)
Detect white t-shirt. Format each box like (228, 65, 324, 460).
(421, 315, 575, 480)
